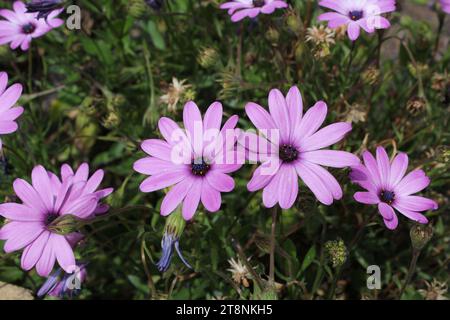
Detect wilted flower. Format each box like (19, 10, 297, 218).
(133, 100, 241, 220)
(37, 261, 87, 299)
(0, 72, 24, 149)
(240, 86, 360, 209)
(351, 146, 438, 230)
(0, 1, 63, 51)
(160, 77, 192, 113)
(25, 0, 63, 20)
(220, 0, 288, 22)
(318, 0, 396, 41)
(406, 96, 427, 115)
(306, 25, 335, 46)
(431, 72, 448, 91)
(227, 257, 253, 287)
(345, 103, 367, 123)
(156, 208, 191, 272)
(0, 164, 113, 276)
(419, 279, 448, 300)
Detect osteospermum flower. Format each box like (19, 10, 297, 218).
(25, 0, 63, 20)
(440, 0, 450, 14)
(133, 101, 241, 220)
(220, 0, 288, 22)
(0, 71, 23, 149)
(350, 146, 438, 230)
(0, 1, 63, 51)
(239, 86, 360, 209)
(317, 0, 396, 41)
(0, 164, 113, 276)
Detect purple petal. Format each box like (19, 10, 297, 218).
(205, 171, 235, 192)
(301, 122, 352, 152)
(295, 161, 333, 205)
(139, 169, 188, 193)
(354, 192, 380, 204)
(378, 202, 394, 221)
(395, 170, 430, 196)
(392, 203, 428, 224)
(376, 146, 390, 189)
(268, 88, 290, 141)
(21, 232, 50, 271)
(277, 165, 298, 209)
(201, 180, 222, 212)
(304, 161, 343, 200)
(0, 203, 42, 221)
(301, 150, 360, 168)
(389, 152, 408, 187)
(395, 196, 438, 211)
(160, 177, 194, 216)
(183, 101, 203, 157)
(182, 180, 202, 220)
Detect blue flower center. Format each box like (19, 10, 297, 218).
(22, 23, 36, 34)
(253, 0, 265, 7)
(191, 159, 210, 176)
(279, 144, 299, 163)
(349, 10, 363, 21)
(380, 190, 395, 204)
(45, 213, 59, 226)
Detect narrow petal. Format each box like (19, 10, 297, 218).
(13, 178, 47, 214)
(301, 150, 360, 168)
(286, 86, 303, 139)
(395, 196, 438, 211)
(294, 101, 328, 145)
(52, 234, 76, 273)
(21, 232, 49, 271)
(268, 89, 290, 141)
(205, 171, 235, 192)
(182, 180, 202, 220)
(160, 177, 194, 216)
(183, 101, 203, 157)
(377, 202, 394, 221)
(395, 171, 430, 196)
(0, 203, 42, 221)
(201, 180, 222, 212)
(303, 161, 343, 200)
(376, 146, 390, 188)
(295, 161, 333, 205)
(392, 204, 429, 224)
(354, 192, 380, 204)
(277, 165, 298, 209)
(389, 152, 408, 187)
(139, 169, 188, 193)
(301, 122, 352, 152)
(31, 165, 54, 212)
(262, 170, 282, 208)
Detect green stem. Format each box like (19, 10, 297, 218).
(269, 206, 278, 285)
(399, 249, 421, 299)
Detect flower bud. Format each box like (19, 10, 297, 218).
(47, 214, 84, 235)
(265, 27, 279, 45)
(197, 47, 219, 69)
(410, 224, 433, 251)
(325, 239, 347, 268)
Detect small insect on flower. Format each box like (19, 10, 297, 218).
(350, 146, 438, 230)
(0, 164, 113, 276)
(0, 1, 64, 51)
(25, 0, 63, 20)
(37, 262, 87, 299)
(133, 100, 242, 220)
(220, 0, 288, 22)
(317, 0, 396, 41)
(0, 71, 24, 150)
(239, 86, 360, 209)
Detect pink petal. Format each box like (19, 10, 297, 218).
(1, 221, 43, 253)
(301, 150, 360, 168)
(141, 139, 174, 162)
(133, 157, 182, 175)
(245, 102, 276, 132)
(31, 165, 54, 212)
(53, 234, 76, 273)
(83, 169, 104, 194)
(205, 170, 235, 192)
(21, 231, 49, 271)
(60, 194, 98, 219)
(293, 101, 327, 145)
(392, 204, 428, 224)
(354, 191, 380, 204)
(277, 165, 298, 209)
(0, 121, 18, 134)
(395, 196, 438, 212)
(0, 83, 22, 113)
(347, 22, 361, 41)
(182, 180, 202, 220)
(395, 171, 430, 196)
(383, 213, 398, 230)
(268, 89, 290, 141)
(36, 238, 56, 277)
(303, 161, 343, 200)
(203, 102, 223, 132)
(0, 203, 42, 221)
(285, 86, 303, 139)
(376, 146, 391, 188)
(389, 152, 408, 187)
(377, 202, 394, 221)
(262, 170, 282, 208)
(13, 178, 47, 214)
(160, 177, 194, 216)
(183, 101, 203, 157)
(0, 106, 24, 121)
(247, 164, 276, 192)
(139, 169, 188, 193)
(74, 163, 89, 182)
(362, 151, 382, 188)
(201, 180, 222, 212)
(295, 161, 333, 205)
(301, 122, 352, 152)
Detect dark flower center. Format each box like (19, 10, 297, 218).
(191, 159, 210, 176)
(380, 190, 395, 204)
(22, 23, 36, 34)
(279, 144, 299, 163)
(349, 10, 363, 21)
(45, 213, 59, 226)
(253, 0, 265, 7)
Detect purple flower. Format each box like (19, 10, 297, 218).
(145, 0, 164, 11)
(0, 164, 113, 277)
(351, 146, 438, 230)
(37, 261, 87, 299)
(25, 0, 63, 20)
(156, 231, 192, 272)
(133, 101, 241, 221)
(220, 0, 288, 22)
(0, 1, 64, 51)
(239, 86, 360, 209)
(317, 0, 396, 41)
(0, 71, 24, 149)
(440, 0, 450, 13)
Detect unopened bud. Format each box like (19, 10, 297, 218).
(410, 224, 433, 251)
(47, 214, 83, 235)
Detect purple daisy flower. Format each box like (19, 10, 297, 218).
(317, 0, 396, 41)
(133, 101, 241, 221)
(25, 0, 63, 20)
(0, 1, 63, 51)
(0, 164, 113, 277)
(351, 146, 438, 230)
(239, 86, 360, 209)
(0, 71, 24, 149)
(220, 0, 288, 22)
(441, 0, 450, 13)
